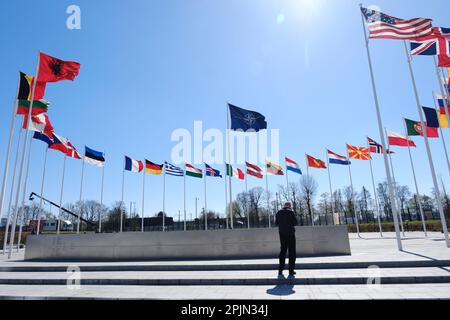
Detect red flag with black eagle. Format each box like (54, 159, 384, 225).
(37, 52, 81, 82)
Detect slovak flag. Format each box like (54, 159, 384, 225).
(124, 156, 143, 173)
(327, 150, 350, 165)
(285, 157, 302, 175)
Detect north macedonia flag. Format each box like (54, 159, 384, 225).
(347, 144, 372, 161)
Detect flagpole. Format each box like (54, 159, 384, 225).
(183, 164, 186, 231)
(36, 146, 48, 235)
(433, 56, 450, 129)
(120, 157, 125, 233)
(224, 164, 228, 229)
(226, 104, 233, 229)
(325, 150, 335, 224)
(56, 155, 67, 236)
(229, 171, 233, 229)
(265, 166, 271, 228)
(162, 163, 166, 232)
(285, 159, 290, 201)
(204, 166, 207, 231)
(403, 119, 427, 236)
(8, 52, 41, 259)
(403, 40, 449, 247)
(141, 168, 145, 232)
(2, 128, 22, 254)
(77, 155, 85, 234)
(359, 7, 402, 250)
(245, 171, 249, 229)
(0, 77, 20, 232)
(432, 92, 450, 174)
(366, 138, 383, 237)
(305, 154, 309, 176)
(346, 146, 360, 238)
(99, 160, 105, 233)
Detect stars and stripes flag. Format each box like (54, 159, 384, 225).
(164, 161, 184, 176)
(367, 137, 394, 154)
(361, 7, 432, 40)
(285, 157, 302, 175)
(347, 144, 372, 161)
(205, 163, 222, 178)
(245, 162, 263, 179)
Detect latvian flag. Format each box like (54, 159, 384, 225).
(327, 150, 350, 165)
(245, 162, 263, 179)
(185, 163, 202, 178)
(285, 157, 302, 175)
(226, 164, 245, 180)
(125, 156, 143, 173)
(84, 146, 105, 167)
(205, 163, 222, 178)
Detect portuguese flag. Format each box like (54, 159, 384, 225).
(185, 163, 202, 178)
(17, 99, 49, 116)
(405, 118, 439, 138)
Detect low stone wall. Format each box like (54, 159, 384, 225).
(24, 226, 351, 261)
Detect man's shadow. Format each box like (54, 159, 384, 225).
(266, 275, 296, 296)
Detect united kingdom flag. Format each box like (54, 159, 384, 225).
(411, 27, 450, 67)
(205, 163, 222, 178)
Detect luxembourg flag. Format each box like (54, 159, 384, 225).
(124, 156, 143, 173)
(327, 150, 350, 165)
(285, 157, 302, 175)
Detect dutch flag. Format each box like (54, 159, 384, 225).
(285, 157, 302, 175)
(327, 150, 350, 166)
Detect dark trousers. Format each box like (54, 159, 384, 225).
(278, 234, 296, 272)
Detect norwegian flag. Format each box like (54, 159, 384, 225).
(367, 137, 395, 154)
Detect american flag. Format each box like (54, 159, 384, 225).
(368, 137, 394, 154)
(361, 7, 432, 40)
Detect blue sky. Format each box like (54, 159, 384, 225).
(0, 0, 449, 220)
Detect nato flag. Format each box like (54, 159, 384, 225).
(228, 103, 267, 132)
(422, 106, 440, 128)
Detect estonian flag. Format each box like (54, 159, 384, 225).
(228, 103, 267, 132)
(85, 146, 105, 167)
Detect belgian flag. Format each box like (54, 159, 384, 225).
(17, 72, 48, 115)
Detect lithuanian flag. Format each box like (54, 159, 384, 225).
(145, 160, 163, 175)
(17, 99, 49, 116)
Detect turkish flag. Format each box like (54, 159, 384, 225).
(37, 52, 80, 82)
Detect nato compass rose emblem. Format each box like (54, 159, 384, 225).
(243, 112, 256, 126)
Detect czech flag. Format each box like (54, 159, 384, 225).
(125, 156, 143, 173)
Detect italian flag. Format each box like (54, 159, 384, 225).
(226, 164, 245, 180)
(185, 163, 202, 178)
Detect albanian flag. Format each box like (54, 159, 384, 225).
(37, 52, 80, 82)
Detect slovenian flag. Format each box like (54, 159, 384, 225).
(285, 157, 302, 175)
(327, 150, 350, 165)
(124, 156, 143, 172)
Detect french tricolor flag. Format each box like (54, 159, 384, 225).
(124, 156, 143, 173)
(327, 150, 350, 165)
(285, 157, 302, 175)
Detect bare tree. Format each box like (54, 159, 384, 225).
(299, 175, 318, 225)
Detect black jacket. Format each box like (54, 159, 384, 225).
(275, 209, 298, 236)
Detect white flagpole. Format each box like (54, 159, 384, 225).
(433, 56, 450, 128)
(16, 135, 34, 251)
(229, 170, 233, 229)
(360, 8, 402, 250)
(99, 160, 105, 233)
(403, 119, 427, 236)
(77, 155, 85, 234)
(285, 159, 290, 201)
(305, 154, 309, 176)
(224, 164, 228, 229)
(204, 166, 207, 231)
(432, 92, 450, 174)
(403, 41, 449, 247)
(325, 150, 335, 223)
(162, 163, 166, 232)
(386, 141, 405, 236)
(265, 166, 271, 228)
(183, 164, 186, 231)
(366, 138, 383, 237)
(0, 76, 20, 231)
(37, 146, 48, 235)
(2, 128, 22, 254)
(226, 103, 233, 229)
(56, 155, 67, 235)
(141, 168, 145, 232)
(8, 52, 41, 259)
(346, 146, 360, 237)
(245, 171, 250, 229)
(120, 157, 125, 233)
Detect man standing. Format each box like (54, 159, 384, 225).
(275, 202, 298, 276)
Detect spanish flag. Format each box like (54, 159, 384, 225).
(145, 160, 163, 175)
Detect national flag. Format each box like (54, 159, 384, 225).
(387, 128, 416, 147)
(360, 7, 432, 40)
(347, 144, 372, 161)
(84, 146, 105, 167)
(37, 52, 81, 82)
(367, 137, 394, 154)
(410, 27, 450, 67)
(16, 99, 49, 116)
(266, 161, 284, 175)
(228, 103, 267, 132)
(285, 157, 302, 175)
(17, 71, 46, 100)
(306, 155, 327, 169)
(205, 163, 222, 178)
(245, 162, 263, 179)
(145, 160, 163, 175)
(422, 106, 440, 128)
(47, 133, 81, 158)
(66, 140, 82, 159)
(124, 156, 143, 173)
(185, 163, 203, 178)
(404, 118, 439, 138)
(22, 113, 54, 138)
(225, 164, 245, 180)
(164, 162, 184, 176)
(327, 150, 350, 165)
(32, 131, 54, 146)
(439, 107, 449, 128)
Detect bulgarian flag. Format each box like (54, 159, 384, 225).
(226, 164, 245, 180)
(387, 128, 416, 147)
(185, 163, 203, 178)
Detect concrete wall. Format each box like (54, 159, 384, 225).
(25, 226, 351, 261)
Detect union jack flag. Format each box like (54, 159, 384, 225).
(205, 163, 222, 177)
(411, 27, 450, 67)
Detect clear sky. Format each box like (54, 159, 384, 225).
(0, 0, 449, 220)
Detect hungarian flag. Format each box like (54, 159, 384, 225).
(185, 163, 203, 178)
(22, 113, 54, 139)
(347, 144, 372, 161)
(387, 129, 416, 147)
(125, 156, 143, 172)
(17, 99, 49, 116)
(245, 162, 263, 179)
(226, 164, 245, 180)
(37, 52, 81, 82)
(17, 71, 46, 100)
(367, 137, 394, 154)
(404, 118, 439, 138)
(145, 160, 163, 175)
(266, 161, 284, 175)
(306, 155, 327, 169)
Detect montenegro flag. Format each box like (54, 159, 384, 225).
(306, 155, 327, 169)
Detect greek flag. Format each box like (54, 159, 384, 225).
(164, 161, 184, 176)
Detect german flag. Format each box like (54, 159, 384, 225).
(347, 144, 372, 160)
(145, 160, 163, 175)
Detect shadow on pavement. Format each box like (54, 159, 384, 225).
(266, 275, 296, 296)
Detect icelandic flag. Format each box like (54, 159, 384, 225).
(85, 146, 105, 167)
(228, 103, 267, 132)
(125, 156, 143, 173)
(285, 157, 302, 175)
(327, 150, 350, 165)
(205, 163, 222, 177)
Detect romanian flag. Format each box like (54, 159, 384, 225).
(306, 155, 327, 169)
(145, 160, 163, 175)
(347, 144, 372, 160)
(266, 161, 284, 175)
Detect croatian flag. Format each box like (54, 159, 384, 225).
(124, 156, 143, 173)
(327, 150, 350, 165)
(285, 157, 302, 175)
